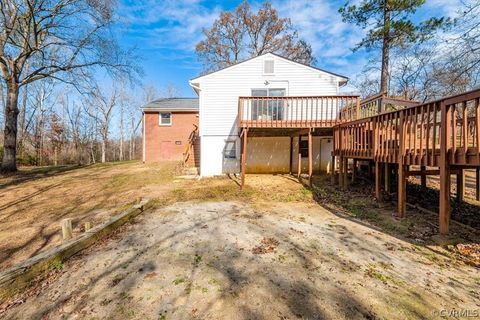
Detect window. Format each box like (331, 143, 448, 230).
(159, 112, 172, 125)
(223, 140, 236, 159)
(251, 88, 286, 121)
(264, 59, 274, 74)
(299, 140, 308, 158)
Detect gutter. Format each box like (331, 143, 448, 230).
(189, 81, 201, 95)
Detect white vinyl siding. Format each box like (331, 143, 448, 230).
(197, 53, 340, 136)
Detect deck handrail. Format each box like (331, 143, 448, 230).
(333, 88, 480, 166)
(339, 93, 419, 122)
(183, 124, 199, 166)
(238, 95, 360, 129)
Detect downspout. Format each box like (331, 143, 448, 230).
(142, 111, 146, 163)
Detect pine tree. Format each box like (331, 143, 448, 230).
(339, 0, 447, 94)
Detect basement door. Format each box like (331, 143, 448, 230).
(160, 141, 172, 160)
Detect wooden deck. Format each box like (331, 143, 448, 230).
(237, 90, 480, 234)
(238, 96, 359, 128)
(332, 88, 480, 234)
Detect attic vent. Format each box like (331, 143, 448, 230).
(264, 60, 274, 74)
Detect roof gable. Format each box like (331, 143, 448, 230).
(190, 52, 348, 83)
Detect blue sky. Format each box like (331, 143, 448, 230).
(116, 0, 461, 98)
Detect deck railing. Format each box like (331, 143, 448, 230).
(339, 93, 419, 122)
(238, 95, 359, 128)
(333, 88, 480, 166)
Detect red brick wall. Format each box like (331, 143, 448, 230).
(143, 111, 199, 163)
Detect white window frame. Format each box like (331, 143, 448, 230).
(263, 59, 275, 75)
(223, 140, 237, 160)
(159, 112, 172, 126)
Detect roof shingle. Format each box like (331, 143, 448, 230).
(141, 98, 198, 111)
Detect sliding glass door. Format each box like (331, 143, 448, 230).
(251, 88, 285, 121)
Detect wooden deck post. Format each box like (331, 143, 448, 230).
(289, 136, 293, 174)
(342, 158, 349, 189)
(297, 135, 302, 179)
(420, 166, 427, 188)
(352, 159, 357, 183)
(375, 162, 382, 201)
(457, 169, 464, 202)
(339, 156, 344, 188)
(308, 130, 313, 186)
(331, 155, 336, 184)
(476, 168, 480, 201)
(241, 128, 248, 189)
(398, 165, 407, 217)
(384, 163, 390, 193)
(397, 111, 406, 217)
(439, 102, 451, 234)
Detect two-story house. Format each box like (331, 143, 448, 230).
(188, 52, 355, 183)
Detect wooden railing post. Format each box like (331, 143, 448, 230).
(356, 97, 361, 120)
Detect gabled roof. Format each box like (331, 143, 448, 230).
(190, 52, 349, 83)
(141, 98, 198, 112)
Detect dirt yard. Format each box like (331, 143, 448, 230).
(1, 164, 480, 319)
(3, 200, 480, 319)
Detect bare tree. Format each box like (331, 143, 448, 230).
(28, 79, 56, 165)
(84, 86, 118, 163)
(0, 0, 136, 172)
(161, 83, 182, 98)
(196, 1, 315, 72)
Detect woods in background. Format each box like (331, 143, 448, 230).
(346, 0, 480, 101)
(1, 0, 480, 171)
(0, 79, 178, 168)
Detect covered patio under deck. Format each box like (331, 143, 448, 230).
(239, 127, 335, 187)
(238, 95, 360, 188)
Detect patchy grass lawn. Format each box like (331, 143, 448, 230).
(0, 163, 313, 272)
(0, 161, 178, 271)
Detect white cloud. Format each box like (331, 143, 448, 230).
(118, 0, 221, 53)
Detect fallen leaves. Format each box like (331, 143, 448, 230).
(451, 243, 480, 268)
(252, 237, 279, 254)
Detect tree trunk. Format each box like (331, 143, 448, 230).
(17, 85, 28, 160)
(101, 138, 106, 163)
(380, 5, 391, 95)
(1, 82, 20, 172)
(0, 82, 6, 147)
(54, 146, 58, 166)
